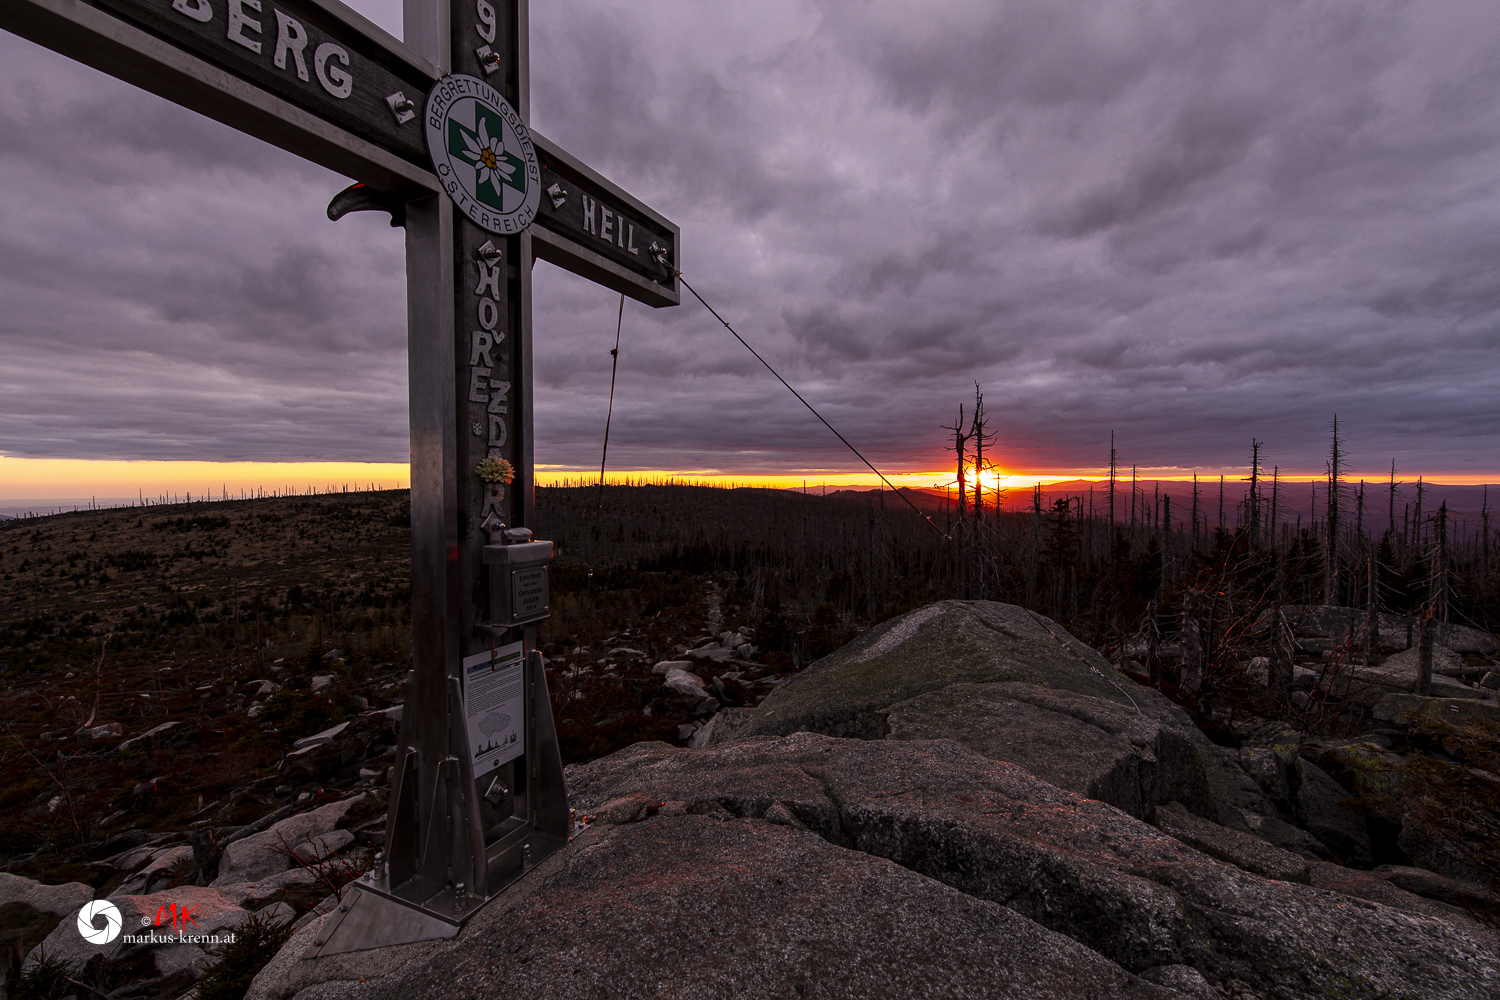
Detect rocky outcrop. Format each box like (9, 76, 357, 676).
(253, 735, 1499, 1000)
(739, 601, 1230, 822)
(733, 599, 1334, 865)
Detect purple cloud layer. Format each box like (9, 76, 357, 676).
(2, 0, 1497, 478)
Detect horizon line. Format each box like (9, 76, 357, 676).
(0, 455, 1497, 499)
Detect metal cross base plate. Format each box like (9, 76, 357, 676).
(301, 888, 459, 959)
(303, 828, 572, 958)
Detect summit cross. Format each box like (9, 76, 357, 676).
(2, 0, 680, 952)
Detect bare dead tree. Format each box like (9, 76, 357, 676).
(969, 383, 997, 521)
(1436, 501, 1450, 624)
(1246, 439, 1263, 552)
(1270, 555, 1294, 709)
(1107, 432, 1118, 527)
(1326, 415, 1343, 604)
(1161, 493, 1172, 580)
(1182, 589, 1204, 697)
(1191, 472, 1201, 550)
(942, 404, 971, 519)
(1417, 605, 1434, 696)
(1270, 465, 1280, 551)
(1145, 599, 1161, 690)
(1131, 465, 1139, 532)
(1388, 460, 1399, 547)
(1414, 475, 1425, 549)
(1483, 486, 1492, 589)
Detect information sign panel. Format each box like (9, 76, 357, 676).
(462, 642, 525, 777)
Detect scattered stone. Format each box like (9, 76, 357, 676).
(310, 675, 336, 695)
(687, 707, 755, 748)
(258, 901, 298, 927)
(289, 830, 353, 865)
(102, 843, 163, 874)
(321, 649, 344, 661)
(661, 668, 710, 700)
(0, 872, 93, 918)
(212, 796, 364, 887)
(117, 721, 193, 755)
(293, 723, 351, 751)
(117, 844, 195, 895)
(683, 644, 738, 665)
(279, 743, 341, 783)
(76, 723, 123, 742)
(607, 647, 647, 657)
(652, 659, 694, 675)
(1481, 671, 1500, 691)
(235, 868, 320, 906)
(1376, 643, 1472, 679)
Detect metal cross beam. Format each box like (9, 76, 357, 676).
(2, 0, 679, 954)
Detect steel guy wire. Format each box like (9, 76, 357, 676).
(595, 292, 626, 519)
(653, 251, 947, 539)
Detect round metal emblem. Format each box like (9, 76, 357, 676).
(425, 75, 540, 234)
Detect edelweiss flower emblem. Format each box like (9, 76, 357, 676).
(457, 117, 521, 201)
(425, 76, 540, 235)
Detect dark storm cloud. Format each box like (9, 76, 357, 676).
(2, 0, 1499, 478)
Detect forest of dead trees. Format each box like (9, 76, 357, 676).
(549, 403, 1498, 733)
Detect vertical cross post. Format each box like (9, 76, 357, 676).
(306, 0, 568, 953)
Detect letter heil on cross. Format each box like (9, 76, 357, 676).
(2, 0, 679, 954)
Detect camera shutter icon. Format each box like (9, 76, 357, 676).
(77, 900, 122, 945)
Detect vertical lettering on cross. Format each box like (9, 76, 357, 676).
(450, 0, 532, 661)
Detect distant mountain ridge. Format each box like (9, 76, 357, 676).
(802, 480, 1496, 534)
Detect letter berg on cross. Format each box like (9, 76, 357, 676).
(1, 0, 680, 953)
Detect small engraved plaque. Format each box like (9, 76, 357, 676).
(511, 566, 548, 620)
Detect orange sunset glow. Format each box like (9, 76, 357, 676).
(3, 456, 1494, 505)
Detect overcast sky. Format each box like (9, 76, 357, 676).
(2, 0, 1498, 482)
